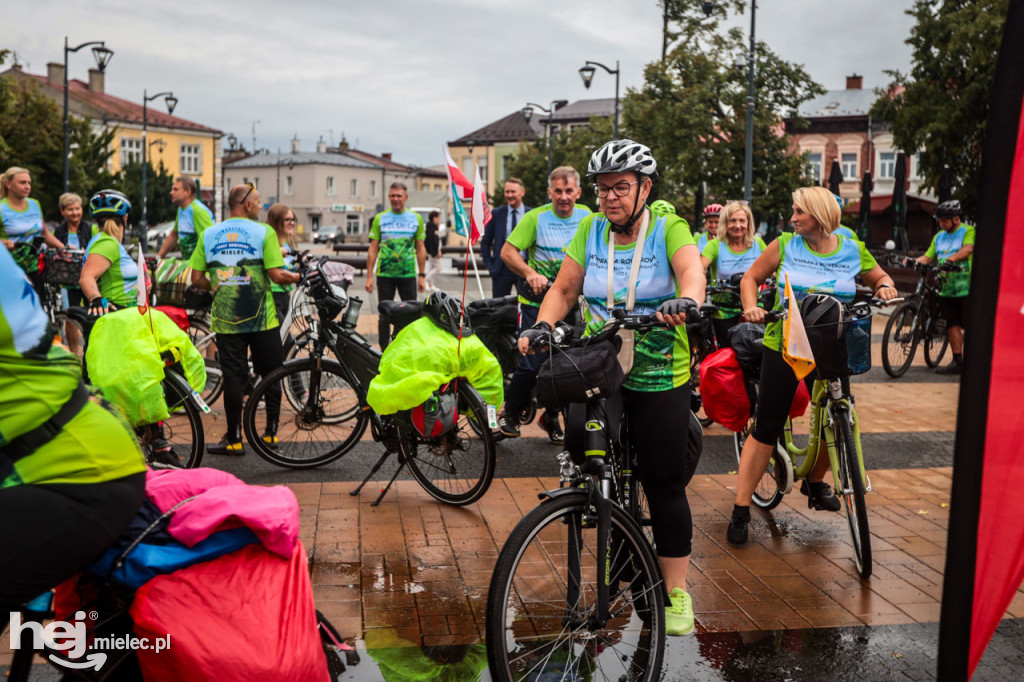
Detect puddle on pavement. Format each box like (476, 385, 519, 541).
(328, 622, 953, 680)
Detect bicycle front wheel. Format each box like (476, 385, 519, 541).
(485, 491, 665, 682)
(188, 318, 223, 404)
(923, 328, 949, 368)
(833, 408, 872, 578)
(140, 370, 204, 468)
(881, 302, 919, 378)
(243, 358, 368, 469)
(734, 417, 787, 510)
(404, 381, 496, 505)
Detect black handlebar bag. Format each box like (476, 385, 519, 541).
(536, 339, 624, 409)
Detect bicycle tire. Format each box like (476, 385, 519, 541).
(404, 381, 496, 505)
(881, 302, 919, 378)
(53, 312, 87, 362)
(625, 470, 655, 549)
(834, 407, 872, 578)
(923, 330, 949, 368)
(188, 318, 223, 404)
(485, 490, 665, 682)
(734, 417, 787, 510)
(141, 369, 204, 468)
(242, 358, 368, 469)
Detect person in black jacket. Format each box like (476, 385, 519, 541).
(480, 178, 528, 297)
(52, 192, 96, 308)
(424, 210, 442, 292)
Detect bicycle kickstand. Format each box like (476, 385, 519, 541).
(350, 447, 406, 507)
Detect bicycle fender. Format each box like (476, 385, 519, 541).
(537, 486, 587, 503)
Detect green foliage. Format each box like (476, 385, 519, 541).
(0, 48, 116, 218)
(117, 161, 177, 229)
(870, 0, 1008, 220)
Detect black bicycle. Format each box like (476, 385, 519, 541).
(241, 259, 496, 506)
(881, 259, 951, 377)
(485, 312, 670, 682)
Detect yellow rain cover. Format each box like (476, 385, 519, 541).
(85, 308, 206, 426)
(367, 317, 503, 414)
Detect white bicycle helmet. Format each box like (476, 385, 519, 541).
(587, 139, 658, 179)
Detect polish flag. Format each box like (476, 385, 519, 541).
(137, 248, 149, 314)
(443, 145, 474, 200)
(470, 166, 491, 245)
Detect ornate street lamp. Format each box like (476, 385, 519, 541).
(140, 90, 177, 246)
(578, 60, 620, 140)
(62, 38, 114, 191)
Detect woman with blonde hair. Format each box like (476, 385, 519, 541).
(726, 185, 897, 545)
(700, 201, 767, 343)
(266, 202, 299, 322)
(79, 190, 139, 315)
(0, 166, 62, 296)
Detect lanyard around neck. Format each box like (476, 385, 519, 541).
(607, 210, 650, 313)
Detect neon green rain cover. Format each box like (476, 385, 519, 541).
(367, 317, 503, 414)
(85, 308, 206, 427)
(367, 642, 488, 682)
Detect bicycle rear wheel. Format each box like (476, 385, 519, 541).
(188, 318, 223, 404)
(404, 381, 496, 505)
(734, 417, 788, 510)
(833, 408, 872, 578)
(881, 302, 919, 378)
(923, 329, 949, 368)
(485, 491, 665, 682)
(242, 358, 367, 468)
(140, 370, 204, 468)
(53, 312, 87, 362)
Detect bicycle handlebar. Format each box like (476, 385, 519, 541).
(526, 311, 673, 352)
(760, 297, 904, 324)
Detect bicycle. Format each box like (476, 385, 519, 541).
(881, 259, 953, 377)
(485, 311, 671, 682)
(63, 306, 207, 469)
(241, 259, 496, 506)
(737, 297, 900, 579)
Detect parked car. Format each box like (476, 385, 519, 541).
(147, 221, 174, 252)
(312, 225, 340, 244)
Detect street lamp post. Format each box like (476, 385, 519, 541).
(521, 103, 555, 175)
(742, 2, 757, 203)
(62, 37, 114, 192)
(140, 89, 178, 247)
(578, 60, 620, 140)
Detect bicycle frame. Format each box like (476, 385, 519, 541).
(781, 378, 868, 494)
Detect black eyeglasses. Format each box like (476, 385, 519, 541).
(593, 181, 640, 198)
(239, 182, 256, 205)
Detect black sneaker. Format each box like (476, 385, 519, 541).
(726, 506, 750, 545)
(800, 479, 842, 512)
(208, 438, 245, 456)
(498, 415, 520, 438)
(538, 412, 564, 445)
(936, 361, 962, 375)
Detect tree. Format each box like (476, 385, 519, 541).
(870, 0, 1009, 219)
(0, 49, 116, 216)
(116, 161, 177, 229)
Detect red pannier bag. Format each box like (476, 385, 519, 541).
(153, 305, 190, 331)
(130, 541, 329, 682)
(699, 348, 750, 432)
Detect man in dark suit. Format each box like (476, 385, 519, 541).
(480, 178, 527, 298)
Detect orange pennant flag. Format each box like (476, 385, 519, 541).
(780, 274, 816, 380)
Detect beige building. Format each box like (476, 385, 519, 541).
(224, 138, 445, 241)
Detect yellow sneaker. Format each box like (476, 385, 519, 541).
(666, 587, 694, 636)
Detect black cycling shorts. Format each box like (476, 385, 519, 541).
(564, 385, 702, 558)
(937, 295, 968, 330)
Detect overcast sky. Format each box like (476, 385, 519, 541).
(8, 0, 916, 167)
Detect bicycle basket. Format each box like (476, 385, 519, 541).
(802, 295, 851, 379)
(42, 249, 85, 286)
(536, 340, 624, 409)
(154, 258, 193, 307)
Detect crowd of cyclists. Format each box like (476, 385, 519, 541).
(1, 132, 973, 673)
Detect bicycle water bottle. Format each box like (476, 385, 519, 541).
(846, 317, 872, 375)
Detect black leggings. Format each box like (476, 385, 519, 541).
(377, 277, 418, 350)
(565, 385, 702, 558)
(750, 348, 849, 446)
(0, 473, 146, 613)
(218, 328, 284, 437)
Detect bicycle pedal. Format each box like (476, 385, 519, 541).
(865, 473, 872, 493)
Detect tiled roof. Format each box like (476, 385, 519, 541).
(14, 70, 221, 135)
(449, 110, 544, 145)
(549, 98, 616, 121)
(345, 149, 410, 172)
(225, 151, 381, 170)
(797, 89, 878, 118)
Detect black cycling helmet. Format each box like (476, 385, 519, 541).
(424, 290, 472, 337)
(934, 200, 962, 220)
(587, 139, 658, 179)
(89, 189, 132, 219)
(800, 294, 845, 341)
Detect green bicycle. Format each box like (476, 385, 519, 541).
(736, 297, 899, 579)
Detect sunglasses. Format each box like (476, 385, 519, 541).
(239, 182, 256, 205)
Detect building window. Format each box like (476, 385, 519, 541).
(326, 176, 335, 197)
(806, 152, 823, 183)
(477, 156, 487, 185)
(370, 180, 377, 198)
(285, 176, 293, 196)
(549, 124, 560, 135)
(434, 183, 442, 191)
(841, 153, 857, 179)
(502, 155, 513, 181)
(350, 179, 358, 197)
(912, 151, 924, 179)
(311, 215, 320, 231)
(180, 143, 202, 174)
(346, 214, 361, 235)
(120, 137, 143, 166)
(878, 152, 896, 179)
(462, 156, 474, 181)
